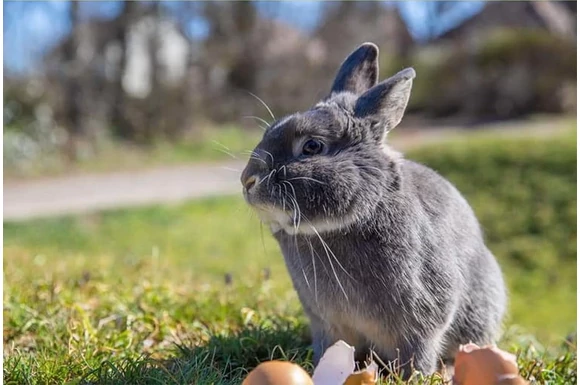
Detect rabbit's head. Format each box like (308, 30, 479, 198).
(241, 43, 415, 235)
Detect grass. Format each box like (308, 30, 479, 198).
(3, 130, 577, 384)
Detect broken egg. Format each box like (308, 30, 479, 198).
(343, 362, 379, 385)
(242, 340, 378, 385)
(242, 341, 527, 385)
(453, 343, 528, 385)
(311, 340, 356, 385)
(242, 361, 313, 385)
(311, 340, 378, 384)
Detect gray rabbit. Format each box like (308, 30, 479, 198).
(241, 42, 507, 377)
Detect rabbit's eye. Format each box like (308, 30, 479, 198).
(302, 139, 324, 156)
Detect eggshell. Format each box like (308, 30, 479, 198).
(343, 361, 378, 385)
(453, 343, 528, 385)
(312, 340, 356, 385)
(242, 361, 314, 385)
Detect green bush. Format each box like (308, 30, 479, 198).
(407, 28, 577, 118)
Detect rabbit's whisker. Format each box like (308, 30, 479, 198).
(281, 165, 287, 179)
(285, 186, 302, 230)
(288, 196, 311, 292)
(282, 181, 299, 227)
(283, 189, 320, 302)
(259, 169, 275, 187)
(243, 150, 268, 166)
(259, 221, 268, 257)
(275, 184, 286, 213)
(221, 167, 242, 173)
(242, 150, 262, 157)
(305, 216, 354, 282)
(249, 155, 267, 166)
(242, 115, 270, 131)
(213, 147, 238, 159)
(211, 140, 233, 151)
(266, 168, 276, 187)
(261, 149, 274, 168)
(281, 183, 289, 213)
(245, 90, 276, 122)
(309, 238, 319, 302)
(287, 177, 326, 185)
(308, 222, 349, 302)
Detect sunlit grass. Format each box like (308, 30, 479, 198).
(4, 129, 576, 384)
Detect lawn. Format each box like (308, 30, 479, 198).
(3, 130, 576, 384)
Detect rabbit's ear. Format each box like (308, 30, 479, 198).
(354, 67, 415, 138)
(330, 42, 379, 96)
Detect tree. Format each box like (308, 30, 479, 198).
(111, 0, 137, 141)
(144, 0, 162, 143)
(227, 1, 259, 92)
(64, 0, 85, 161)
(200, 1, 265, 121)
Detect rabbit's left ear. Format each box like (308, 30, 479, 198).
(354, 67, 415, 139)
(330, 43, 379, 96)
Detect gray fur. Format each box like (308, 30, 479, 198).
(355, 67, 416, 140)
(330, 42, 379, 95)
(240, 43, 507, 378)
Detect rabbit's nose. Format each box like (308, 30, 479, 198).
(244, 175, 258, 192)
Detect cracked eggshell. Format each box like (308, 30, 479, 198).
(312, 340, 356, 385)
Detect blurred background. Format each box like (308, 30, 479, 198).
(3, 2, 577, 383)
(3, 1, 576, 177)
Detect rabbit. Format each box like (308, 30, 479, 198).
(240, 42, 507, 378)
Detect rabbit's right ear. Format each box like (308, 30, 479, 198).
(354, 67, 415, 140)
(329, 42, 379, 96)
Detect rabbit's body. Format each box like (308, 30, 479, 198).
(241, 43, 506, 376)
(276, 158, 506, 373)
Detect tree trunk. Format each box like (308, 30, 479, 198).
(111, 0, 136, 141)
(145, 0, 162, 143)
(63, 0, 82, 161)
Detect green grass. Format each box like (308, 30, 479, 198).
(4, 130, 576, 384)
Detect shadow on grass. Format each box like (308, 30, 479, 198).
(80, 321, 313, 385)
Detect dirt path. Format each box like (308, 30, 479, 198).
(4, 120, 570, 221)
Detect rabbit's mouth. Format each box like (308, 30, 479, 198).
(242, 168, 362, 235)
(251, 204, 294, 234)
(250, 203, 356, 236)
(250, 203, 319, 235)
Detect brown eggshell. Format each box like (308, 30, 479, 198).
(242, 361, 314, 385)
(343, 369, 376, 385)
(454, 343, 528, 385)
